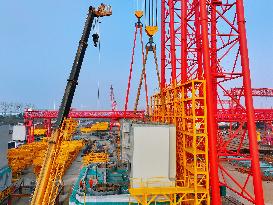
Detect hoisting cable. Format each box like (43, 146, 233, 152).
(149, 0, 151, 25)
(91, 18, 103, 67)
(152, 0, 154, 26)
(96, 18, 102, 63)
(124, 9, 146, 115)
(134, 40, 160, 115)
(92, 18, 100, 48)
(156, 0, 158, 26)
(144, 0, 147, 24)
(134, 0, 160, 116)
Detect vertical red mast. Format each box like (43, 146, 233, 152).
(161, 0, 264, 204)
(236, 0, 264, 204)
(199, 0, 221, 204)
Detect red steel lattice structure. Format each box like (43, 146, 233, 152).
(24, 110, 145, 143)
(161, 0, 264, 204)
(220, 87, 273, 121)
(218, 108, 273, 122)
(24, 110, 145, 119)
(227, 88, 273, 97)
(222, 87, 273, 109)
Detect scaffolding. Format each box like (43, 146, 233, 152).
(148, 80, 209, 204)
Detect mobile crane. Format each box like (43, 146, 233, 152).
(30, 5, 112, 205)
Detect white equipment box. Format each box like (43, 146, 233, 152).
(12, 125, 26, 141)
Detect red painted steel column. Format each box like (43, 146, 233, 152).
(26, 119, 34, 143)
(161, 0, 166, 90)
(168, 0, 177, 84)
(199, 0, 221, 204)
(44, 119, 52, 137)
(181, 0, 187, 83)
(211, 1, 218, 125)
(236, 0, 264, 204)
(30, 123, 34, 143)
(194, 0, 203, 79)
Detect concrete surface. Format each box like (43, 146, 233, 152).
(222, 162, 273, 205)
(61, 153, 83, 204)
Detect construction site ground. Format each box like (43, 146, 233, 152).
(5, 158, 273, 205)
(61, 152, 83, 204)
(9, 158, 273, 205)
(1, 126, 272, 204)
(222, 162, 273, 205)
(9, 151, 83, 205)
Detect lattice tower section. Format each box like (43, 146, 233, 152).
(160, 0, 264, 204)
(151, 80, 209, 204)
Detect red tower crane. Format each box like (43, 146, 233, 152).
(110, 85, 117, 111)
(109, 85, 119, 130)
(161, 0, 264, 204)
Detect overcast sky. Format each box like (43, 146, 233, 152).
(0, 1, 272, 110)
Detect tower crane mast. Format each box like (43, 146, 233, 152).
(110, 85, 117, 111)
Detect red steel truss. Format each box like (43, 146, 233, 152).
(226, 88, 273, 97)
(24, 110, 145, 119)
(161, 0, 264, 204)
(24, 110, 145, 143)
(218, 109, 273, 122)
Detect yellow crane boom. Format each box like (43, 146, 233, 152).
(30, 5, 112, 204)
(30, 119, 78, 204)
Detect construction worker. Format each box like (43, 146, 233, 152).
(92, 33, 99, 47)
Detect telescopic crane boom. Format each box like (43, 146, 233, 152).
(56, 5, 112, 127)
(31, 5, 111, 205)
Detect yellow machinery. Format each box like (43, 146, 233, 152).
(7, 141, 47, 175)
(0, 186, 13, 203)
(7, 136, 83, 178)
(129, 177, 203, 205)
(32, 140, 83, 176)
(29, 5, 112, 204)
(30, 119, 82, 205)
(82, 152, 109, 165)
(80, 122, 109, 134)
(257, 131, 261, 141)
(135, 80, 209, 205)
(34, 128, 47, 136)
